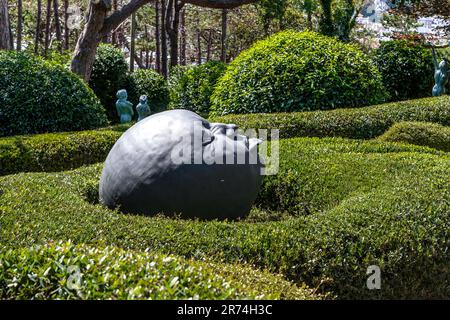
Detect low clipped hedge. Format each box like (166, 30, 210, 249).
(0, 128, 125, 176)
(1, 138, 448, 299)
(0, 242, 315, 300)
(0, 51, 108, 137)
(211, 96, 450, 139)
(379, 121, 450, 152)
(210, 31, 387, 116)
(1, 97, 448, 176)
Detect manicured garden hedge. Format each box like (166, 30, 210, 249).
(211, 96, 450, 139)
(210, 31, 387, 116)
(1, 97, 447, 176)
(1, 138, 448, 299)
(0, 51, 108, 137)
(0, 129, 124, 176)
(0, 242, 316, 300)
(378, 121, 450, 152)
(372, 40, 433, 102)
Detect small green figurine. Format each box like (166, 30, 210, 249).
(116, 89, 134, 123)
(136, 95, 151, 122)
(432, 47, 449, 97)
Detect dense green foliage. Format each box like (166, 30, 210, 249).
(126, 69, 169, 113)
(212, 96, 450, 139)
(1, 138, 448, 299)
(0, 242, 315, 300)
(379, 121, 450, 152)
(170, 61, 228, 117)
(0, 51, 108, 137)
(0, 128, 125, 176)
(372, 40, 434, 102)
(1, 97, 447, 176)
(210, 31, 387, 116)
(89, 44, 129, 121)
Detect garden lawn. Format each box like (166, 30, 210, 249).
(1, 137, 448, 299)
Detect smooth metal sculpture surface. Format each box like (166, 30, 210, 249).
(432, 47, 449, 97)
(116, 89, 134, 123)
(99, 109, 263, 220)
(136, 95, 151, 121)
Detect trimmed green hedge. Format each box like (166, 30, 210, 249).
(0, 129, 124, 176)
(89, 44, 129, 122)
(1, 97, 448, 176)
(0, 242, 316, 300)
(378, 121, 450, 152)
(210, 31, 387, 116)
(372, 40, 433, 102)
(211, 96, 450, 139)
(169, 61, 227, 117)
(1, 138, 448, 299)
(0, 51, 108, 137)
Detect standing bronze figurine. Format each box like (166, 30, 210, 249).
(431, 47, 449, 97)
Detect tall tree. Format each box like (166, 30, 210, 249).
(161, 0, 168, 77)
(63, 0, 69, 50)
(221, 8, 227, 62)
(44, 0, 52, 55)
(165, 0, 184, 68)
(0, 0, 12, 50)
(53, 0, 62, 51)
(71, 0, 257, 81)
(155, 0, 161, 72)
(17, 0, 23, 51)
(111, 0, 118, 45)
(130, 12, 136, 71)
(35, 0, 42, 53)
(179, 7, 186, 65)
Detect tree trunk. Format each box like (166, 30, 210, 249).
(63, 0, 69, 50)
(130, 12, 136, 72)
(0, 0, 12, 50)
(179, 7, 186, 65)
(34, 0, 42, 54)
(17, 0, 23, 51)
(196, 16, 201, 64)
(319, 0, 334, 37)
(53, 0, 62, 52)
(70, 0, 256, 81)
(220, 8, 227, 62)
(206, 29, 212, 61)
(155, 0, 161, 72)
(71, 1, 109, 81)
(160, 0, 168, 77)
(111, 0, 118, 45)
(44, 0, 52, 55)
(165, 0, 184, 68)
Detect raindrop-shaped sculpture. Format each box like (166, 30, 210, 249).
(99, 110, 263, 220)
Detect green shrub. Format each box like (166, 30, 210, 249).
(0, 138, 448, 299)
(125, 69, 169, 114)
(378, 121, 450, 152)
(89, 44, 129, 121)
(211, 96, 450, 139)
(0, 51, 108, 137)
(170, 61, 227, 117)
(0, 129, 124, 176)
(210, 31, 387, 116)
(372, 40, 434, 102)
(0, 241, 316, 300)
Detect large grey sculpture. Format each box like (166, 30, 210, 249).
(99, 109, 263, 220)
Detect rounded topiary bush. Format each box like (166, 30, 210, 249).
(0, 51, 108, 137)
(373, 40, 434, 102)
(126, 69, 169, 113)
(170, 61, 227, 117)
(89, 43, 129, 121)
(210, 31, 387, 116)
